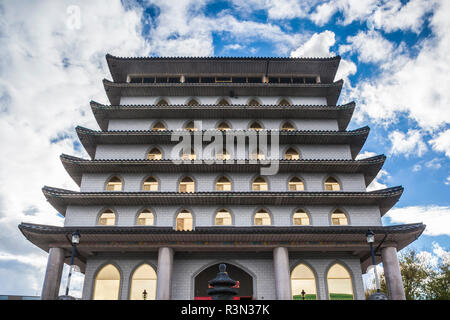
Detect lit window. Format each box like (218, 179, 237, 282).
(106, 176, 122, 191)
(278, 99, 291, 106)
(327, 264, 354, 300)
(281, 121, 295, 131)
(248, 99, 260, 106)
(98, 209, 116, 226)
(129, 264, 157, 300)
(179, 177, 195, 193)
(142, 177, 158, 191)
(293, 209, 309, 225)
(156, 99, 168, 106)
(93, 264, 120, 300)
(176, 209, 193, 231)
(285, 147, 300, 160)
(216, 121, 231, 131)
(325, 177, 340, 191)
(147, 148, 162, 160)
(331, 209, 348, 225)
(152, 121, 166, 131)
(250, 148, 266, 160)
(291, 264, 317, 300)
(184, 121, 197, 131)
(187, 98, 200, 106)
(181, 148, 196, 160)
(249, 121, 263, 131)
(136, 209, 154, 226)
(252, 176, 268, 191)
(289, 177, 304, 191)
(215, 209, 232, 225)
(254, 209, 271, 225)
(216, 148, 231, 160)
(217, 98, 230, 106)
(216, 176, 232, 191)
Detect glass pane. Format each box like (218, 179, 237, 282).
(130, 264, 157, 300)
(93, 265, 120, 300)
(328, 264, 353, 300)
(291, 264, 317, 300)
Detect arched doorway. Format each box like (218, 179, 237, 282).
(194, 263, 254, 300)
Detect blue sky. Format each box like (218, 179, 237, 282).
(0, 0, 449, 297)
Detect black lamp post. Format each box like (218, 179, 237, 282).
(301, 289, 306, 300)
(64, 230, 80, 297)
(142, 289, 148, 300)
(366, 229, 388, 300)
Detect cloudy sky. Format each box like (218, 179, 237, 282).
(0, 0, 449, 298)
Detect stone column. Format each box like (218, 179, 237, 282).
(381, 247, 406, 300)
(41, 247, 65, 300)
(156, 247, 174, 300)
(273, 247, 292, 300)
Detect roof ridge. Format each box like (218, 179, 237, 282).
(106, 53, 341, 61)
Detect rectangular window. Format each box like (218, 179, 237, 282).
(279, 77, 291, 84)
(232, 77, 246, 83)
(247, 77, 262, 83)
(185, 77, 200, 83)
(305, 77, 316, 84)
(201, 77, 215, 83)
(268, 77, 279, 83)
(215, 76, 232, 82)
(130, 77, 142, 83)
(143, 77, 155, 83)
(292, 77, 304, 84)
(156, 77, 168, 83)
(168, 77, 180, 83)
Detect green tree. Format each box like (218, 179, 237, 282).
(423, 258, 450, 300)
(399, 249, 428, 300)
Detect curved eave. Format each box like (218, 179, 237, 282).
(106, 54, 341, 84)
(76, 126, 369, 160)
(42, 186, 403, 216)
(18, 222, 425, 273)
(103, 79, 343, 106)
(91, 100, 355, 131)
(61, 154, 385, 187)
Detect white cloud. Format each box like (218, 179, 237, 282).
(429, 129, 450, 158)
(350, 0, 450, 131)
(386, 205, 450, 236)
(367, 169, 390, 191)
(356, 151, 378, 160)
(339, 30, 396, 64)
(389, 130, 428, 157)
(413, 164, 422, 172)
(0, 0, 150, 296)
(445, 176, 450, 186)
(424, 158, 442, 169)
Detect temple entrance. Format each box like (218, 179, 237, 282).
(194, 263, 254, 300)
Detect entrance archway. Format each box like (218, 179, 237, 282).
(194, 263, 254, 300)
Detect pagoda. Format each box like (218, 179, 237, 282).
(19, 54, 425, 300)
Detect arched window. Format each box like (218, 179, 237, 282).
(181, 148, 196, 160)
(216, 176, 232, 191)
(285, 147, 300, 160)
(291, 264, 317, 300)
(93, 264, 120, 300)
(249, 121, 263, 131)
(147, 148, 162, 160)
(179, 177, 195, 193)
(156, 99, 169, 106)
(106, 176, 122, 191)
(254, 209, 271, 225)
(278, 98, 291, 106)
(217, 98, 230, 106)
(187, 98, 199, 106)
(98, 209, 116, 226)
(184, 121, 197, 131)
(331, 209, 348, 225)
(215, 209, 232, 226)
(252, 176, 268, 191)
(142, 177, 158, 191)
(216, 121, 231, 131)
(327, 263, 354, 300)
(250, 148, 266, 160)
(129, 264, 157, 300)
(324, 177, 340, 191)
(293, 209, 310, 225)
(176, 209, 193, 231)
(281, 121, 295, 131)
(152, 121, 166, 131)
(136, 209, 154, 226)
(216, 148, 231, 160)
(248, 99, 260, 106)
(288, 177, 304, 191)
